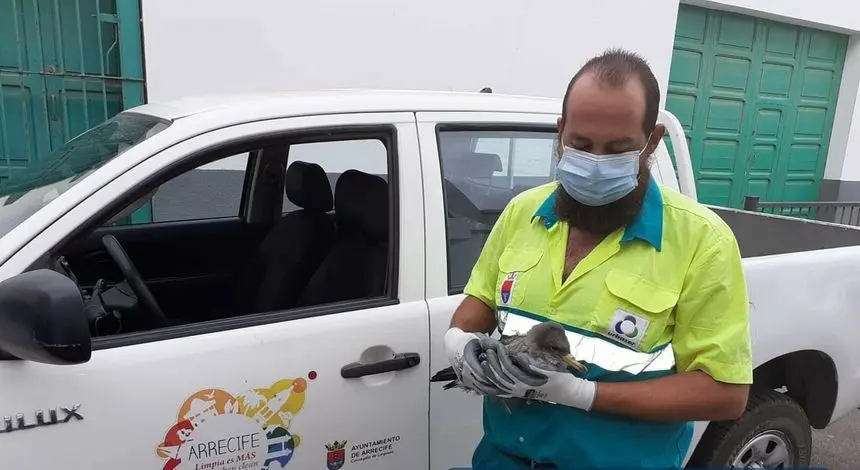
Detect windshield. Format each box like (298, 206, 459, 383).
(0, 112, 171, 239)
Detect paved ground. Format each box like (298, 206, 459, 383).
(811, 409, 860, 469)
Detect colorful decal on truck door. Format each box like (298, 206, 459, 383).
(155, 373, 315, 470)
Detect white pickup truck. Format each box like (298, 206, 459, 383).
(0, 90, 858, 470)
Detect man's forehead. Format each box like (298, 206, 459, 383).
(562, 73, 647, 138)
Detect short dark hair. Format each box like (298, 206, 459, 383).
(561, 48, 661, 136)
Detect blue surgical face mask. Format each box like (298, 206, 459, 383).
(555, 142, 648, 207)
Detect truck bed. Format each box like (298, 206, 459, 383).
(712, 206, 860, 258)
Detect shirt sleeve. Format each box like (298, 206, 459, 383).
(462, 200, 516, 309)
(673, 232, 753, 385)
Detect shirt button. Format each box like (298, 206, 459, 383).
(549, 308, 557, 316)
(518, 436, 525, 443)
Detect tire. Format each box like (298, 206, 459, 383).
(685, 387, 812, 468)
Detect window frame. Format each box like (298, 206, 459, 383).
(285, 134, 391, 171)
(19, 122, 402, 352)
(109, 148, 258, 227)
(281, 129, 400, 301)
(280, 133, 393, 213)
(435, 122, 559, 295)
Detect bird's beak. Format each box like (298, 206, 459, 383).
(562, 354, 578, 368)
(562, 354, 587, 373)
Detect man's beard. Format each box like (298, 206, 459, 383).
(553, 162, 651, 236)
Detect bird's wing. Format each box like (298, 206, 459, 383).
(498, 333, 519, 345)
(529, 355, 569, 372)
(431, 366, 458, 382)
(501, 336, 530, 354)
(442, 380, 463, 390)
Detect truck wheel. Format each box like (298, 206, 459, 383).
(686, 387, 812, 468)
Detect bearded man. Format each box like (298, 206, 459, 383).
(443, 48, 754, 469)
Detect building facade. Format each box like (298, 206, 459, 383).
(664, 1, 860, 208)
(3, 0, 860, 212)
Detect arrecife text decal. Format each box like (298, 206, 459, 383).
(155, 373, 316, 470)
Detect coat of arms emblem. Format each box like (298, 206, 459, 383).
(325, 440, 347, 470)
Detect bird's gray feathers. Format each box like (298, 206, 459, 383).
(436, 321, 588, 413)
(499, 321, 575, 372)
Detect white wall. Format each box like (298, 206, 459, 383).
(141, 0, 860, 183)
(140, 0, 681, 173)
(824, 37, 860, 182)
(140, 0, 680, 106)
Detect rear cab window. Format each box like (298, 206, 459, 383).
(437, 128, 559, 292)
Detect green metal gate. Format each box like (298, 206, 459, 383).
(665, 4, 848, 209)
(0, 0, 147, 220)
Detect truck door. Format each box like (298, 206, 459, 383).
(0, 112, 430, 470)
(416, 111, 561, 470)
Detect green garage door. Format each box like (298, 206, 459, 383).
(0, 0, 144, 184)
(665, 4, 848, 208)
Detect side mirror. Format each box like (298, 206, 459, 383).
(0, 269, 91, 365)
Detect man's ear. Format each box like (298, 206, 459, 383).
(556, 117, 565, 158)
(645, 124, 666, 155)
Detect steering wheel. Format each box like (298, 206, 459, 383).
(101, 234, 168, 329)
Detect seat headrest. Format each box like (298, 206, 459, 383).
(334, 169, 388, 242)
(285, 161, 333, 213)
(444, 152, 503, 177)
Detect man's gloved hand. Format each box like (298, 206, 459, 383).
(443, 327, 510, 396)
(492, 353, 597, 411)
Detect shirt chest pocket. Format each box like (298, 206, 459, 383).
(496, 248, 543, 308)
(597, 269, 680, 352)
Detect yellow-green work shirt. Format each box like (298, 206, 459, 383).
(463, 176, 753, 469)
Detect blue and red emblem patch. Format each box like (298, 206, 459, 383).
(499, 273, 517, 305)
(325, 440, 347, 470)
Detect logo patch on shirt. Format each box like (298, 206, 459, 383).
(604, 309, 649, 350)
(499, 273, 517, 305)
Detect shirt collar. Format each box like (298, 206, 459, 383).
(531, 176, 664, 251)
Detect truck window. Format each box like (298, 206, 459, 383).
(0, 112, 170, 238)
(108, 152, 251, 225)
(281, 138, 387, 213)
(438, 128, 558, 292)
(50, 128, 396, 344)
